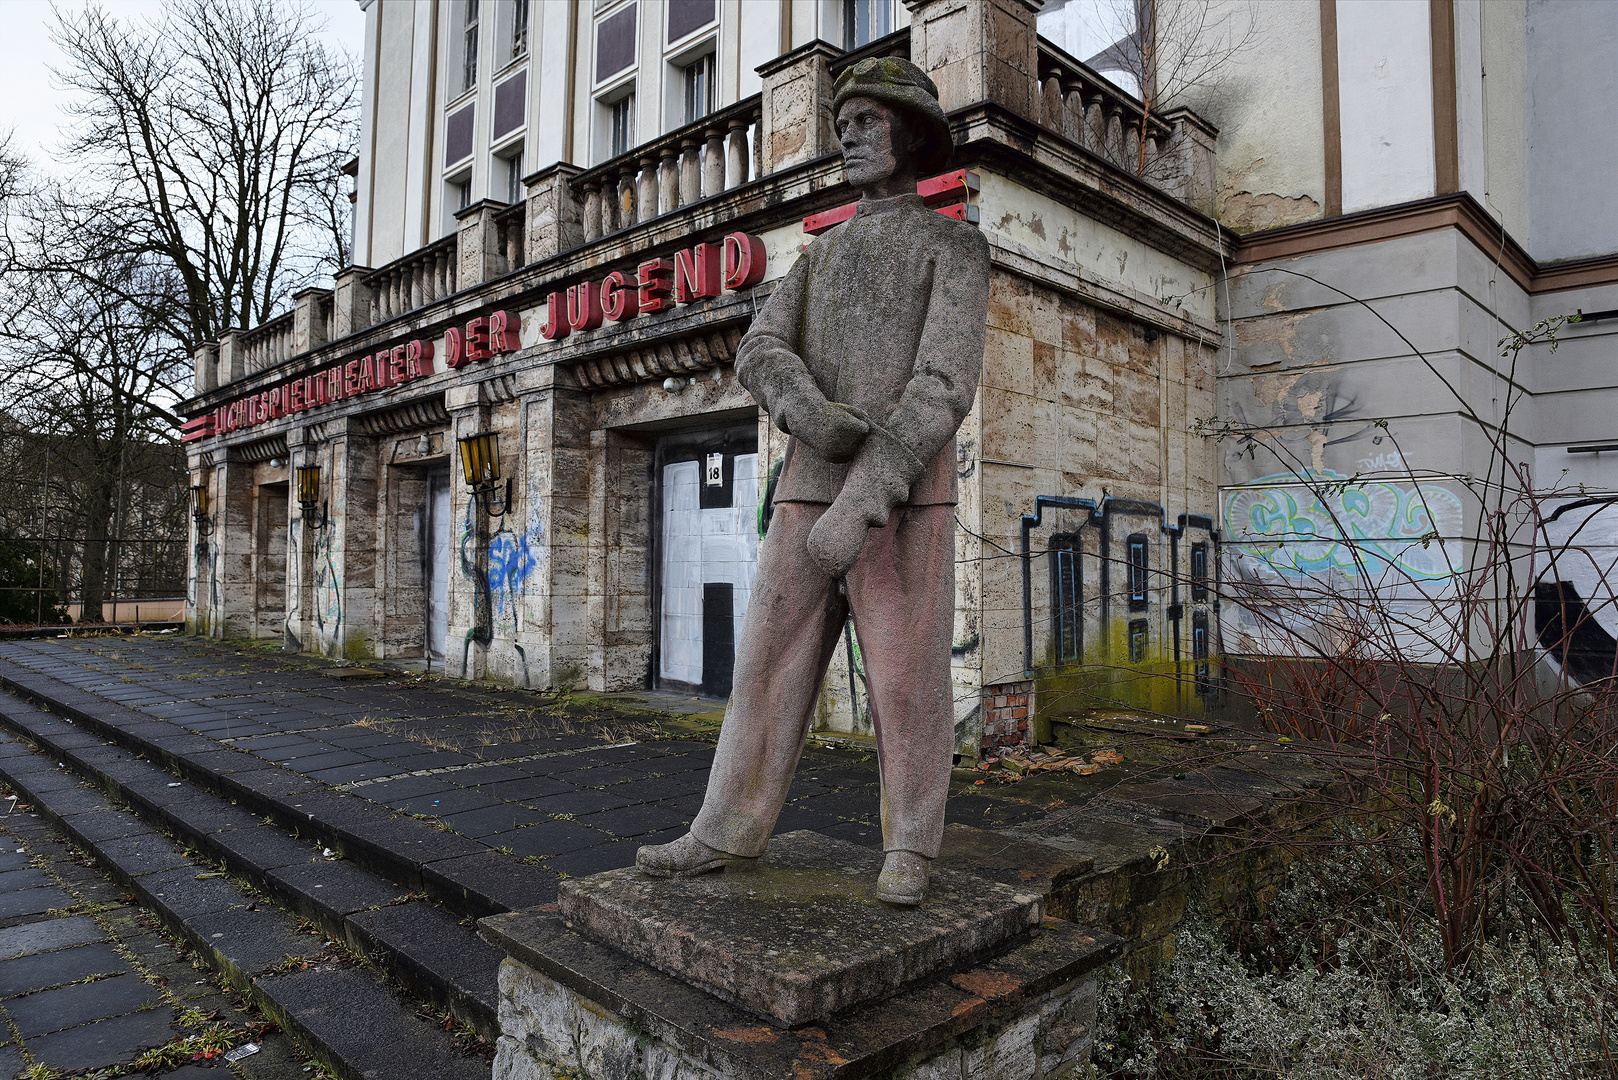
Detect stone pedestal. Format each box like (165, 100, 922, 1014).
(480, 832, 1121, 1080)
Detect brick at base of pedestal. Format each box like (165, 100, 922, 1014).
(481, 908, 1119, 1080)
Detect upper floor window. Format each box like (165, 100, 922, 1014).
(668, 0, 715, 43)
(500, 147, 524, 204)
(1127, 533, 1148, 611)
(683, 53, 714, 125)
(510, 0, 529, 60)
(610, 94, 636, 158)
(843, 0, 892, 51)
(462, 0, 480, 93)
(596, 3, 638, 83)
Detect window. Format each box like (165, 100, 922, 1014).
(1050, 535, 1082, 664)
(683, 53, 714, 125)
(1128, 619, 1148, 664)
(1190, 541, 1208, 602)
(668, 0, 715, 43)
(843, 0, 892, 50)
(596, 4, 637, 83)
(1127, 534, 1148, 611)
(510, 0, 529, 60)
(1192, 612, 1211, 693)
(462, 0, 480, 93)
(610, 94, 636, 158)
(453, 176, 472, 211)
(502, 150, 524, 205)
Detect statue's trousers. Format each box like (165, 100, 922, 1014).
(690, 500, 957, 860)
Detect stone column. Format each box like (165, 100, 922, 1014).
(904, 0, 1041, 117)
(185, 451, 212, 635)
(293, 287, 332, 356)
(457, 200, 509, 291)
(214, 454, 257, 638)
(332, 266, 374, 341)
(1155, 107, 1219, 215)
(218, 330, 245, 386)
(193, 343, 219, 395)
(446, 383, 492, 681)
(757, 40, 841, 176)
(327, 417, 381, 661)
(523, 162, 584, 264)
(515, 365, 593, 690)
(287, 428, 319, 653)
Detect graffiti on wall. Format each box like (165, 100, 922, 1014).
(311, 518, 341, 650)
(284, 518, 302, 649)
(1534, 497, 1618, 687)
(1225, 470, 1464, 584)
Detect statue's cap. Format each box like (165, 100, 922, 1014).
(831, 57, 953, 174)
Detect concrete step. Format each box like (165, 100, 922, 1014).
(0, 683, 510, 1050)
(0, 728, 491, 1080)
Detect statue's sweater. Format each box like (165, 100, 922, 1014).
(736, 192, 990, 508)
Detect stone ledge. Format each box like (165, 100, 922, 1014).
(555, 830, 1043, 1027)
(480, 904, 1121, 1080)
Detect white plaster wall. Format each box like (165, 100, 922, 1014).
(1480, 0, 1528, 242)
(1336, 0, 1436, 214)
(531, 0, 572, 167)
(1527, 0, 1618, 262)
(355, 0, 380, 266)
(658, 454, 759, 686)
(1174, 0, 1325, 232)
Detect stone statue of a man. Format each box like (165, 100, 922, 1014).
(637, 57, 990, 906)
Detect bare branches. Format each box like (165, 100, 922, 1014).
(43, 0, 357, 350)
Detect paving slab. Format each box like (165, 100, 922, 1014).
(5, 970, 164, 1037)
(26, 1007, 178, 1072)
(0, 940, 130, 996)
(0, 913, 104, 959)
(557, 830, 1044, 1028)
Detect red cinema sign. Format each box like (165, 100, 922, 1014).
(536, 231, 766, 341)
(207, 311, 521, 437)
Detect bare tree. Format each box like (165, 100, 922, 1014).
(41, 0, 358, 351)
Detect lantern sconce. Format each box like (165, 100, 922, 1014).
(191, 484, 213, 537)
(458, 431, 511, 516)
(296, 465, 327, 528)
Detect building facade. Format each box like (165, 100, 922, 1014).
(181, 0, 1618, 755)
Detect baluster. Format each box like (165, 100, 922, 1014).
(1061, 78, 1085, 143)
(582, 183, 602, 241)
(727, 116, 751, 189)
(445, 251, 457, 294)
(1105, 104, 1125, 166)
(703, 127, 725, 199)
(506, 217, 522, 271)
(753, 116, 763, 181)
(1144, 131, 1163, 177)
(638, 156, 659, 222)
(659, 146, 680, 212)
(1084, 93, 1105, 154)
(1124, 123, 1142, 175)
(618, 168, 638, 231)
(1042, 73, 1062, 130)
(679, 137, 701, 207)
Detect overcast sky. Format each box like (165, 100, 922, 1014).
(0, 0, 366, 172)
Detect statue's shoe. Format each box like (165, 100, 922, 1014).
(875, 849, 931, 906)
(635, 833, 756, 878)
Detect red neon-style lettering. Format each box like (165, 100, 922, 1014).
(445, 327, 466, 368)
(674, 243, 722, 304)
(637, 258, 674, 314)
(488, 312, 520, 352)
(601, 270, 639, 321)
(723, 232, 767, 290)
(466, 317, 490, 361)
(389, 345, 408, 384)
(566, 284, 603, 332)
(407, 339, 435, 378)
(539, 292, 570, 341)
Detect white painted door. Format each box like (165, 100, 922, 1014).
(426, 468, 452, 663)
(659, 452, 759, 695)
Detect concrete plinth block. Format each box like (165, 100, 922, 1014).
(480, 888, 1120, 1080)
(554, 831, 1041, 1028)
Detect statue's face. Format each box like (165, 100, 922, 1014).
(836, 96, 915, 188)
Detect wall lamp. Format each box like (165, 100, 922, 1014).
(296, 465, 327, 528)
(191, 484, 213, 537)
(459, 431, 511, 516)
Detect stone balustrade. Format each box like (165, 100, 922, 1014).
(193, 13, 1218, 397)
(364, 233, 459, 327)
(573, 94, 763, 244)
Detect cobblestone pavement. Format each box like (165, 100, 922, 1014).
(0, 802, 311, 1078)
(0, 637, 1043, 889)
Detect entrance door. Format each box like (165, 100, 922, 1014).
(425, 467, 452, 664)
(656, 426, 759, 697)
